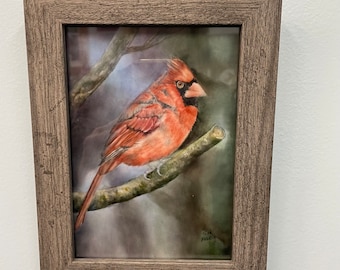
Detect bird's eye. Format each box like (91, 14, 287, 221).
(176, 81, 185, 89)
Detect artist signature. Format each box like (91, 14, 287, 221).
(201, 231, 216, 242)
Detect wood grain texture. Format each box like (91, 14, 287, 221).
(23, 0, 282, 269)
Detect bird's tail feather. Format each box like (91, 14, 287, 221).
(74, 172, 103, 230)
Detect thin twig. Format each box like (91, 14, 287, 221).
(125, 31, 168, 53)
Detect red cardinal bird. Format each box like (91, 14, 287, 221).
(75, 58, 206, 230)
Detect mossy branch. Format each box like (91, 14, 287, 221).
(73, 125, 226, 212)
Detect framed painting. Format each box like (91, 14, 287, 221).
(24, 0, 282, 269)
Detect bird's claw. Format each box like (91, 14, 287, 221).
(156, 165, 164, 176)
(143, 171, 152, 180)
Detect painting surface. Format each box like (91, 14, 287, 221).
(66, 26, 239, 259)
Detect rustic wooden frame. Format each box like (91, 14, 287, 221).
(24, 0, 282, 269)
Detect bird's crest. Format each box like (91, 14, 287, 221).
(139, 58, 195, 83)
(167, 58, 194, 82)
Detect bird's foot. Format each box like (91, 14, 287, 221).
(143, 166, 163, 179)
(143, 158, 169, 179)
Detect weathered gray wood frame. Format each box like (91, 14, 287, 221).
(24, 0, 282, 269)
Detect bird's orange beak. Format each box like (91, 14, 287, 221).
(185, 82, 207, 98)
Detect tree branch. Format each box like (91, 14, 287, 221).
(73, 125, 226, 212)
(125, 30, 168, 54)
(70, 27, 138, 109)
(69, 28, 171, 111)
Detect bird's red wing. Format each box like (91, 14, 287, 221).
(101, 101, 163, 164)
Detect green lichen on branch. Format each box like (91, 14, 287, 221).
(73, 125, 226, 212)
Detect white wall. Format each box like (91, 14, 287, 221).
(267, 1, 340, 269)
(1, 0, 339, 269)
